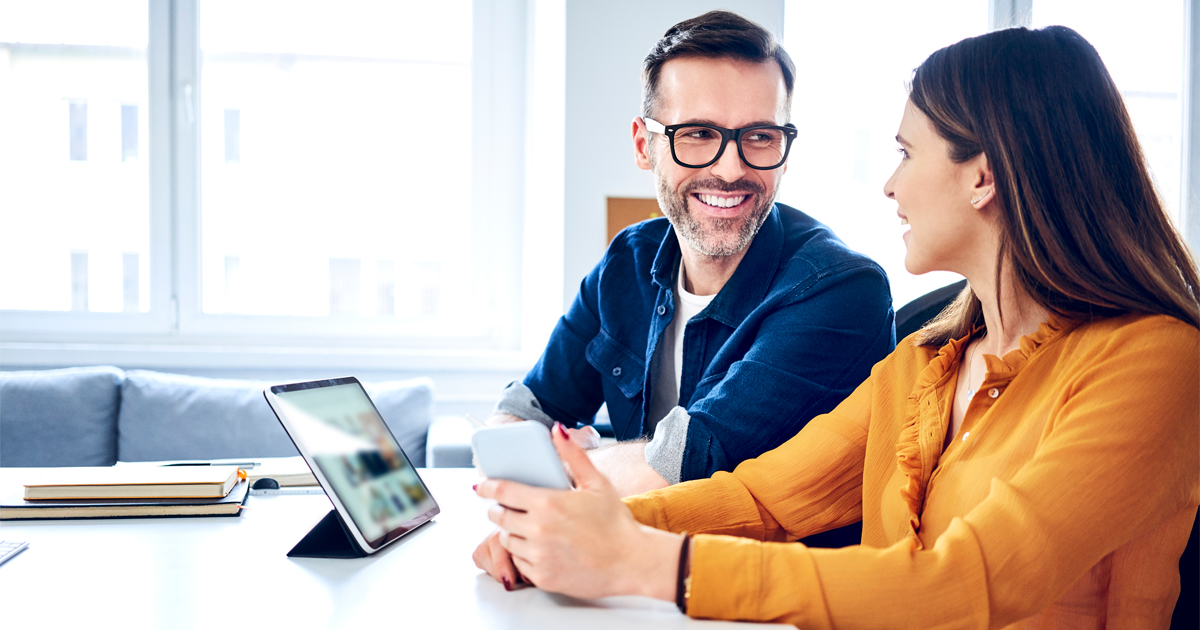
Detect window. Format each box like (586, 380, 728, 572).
(196, 1, 475, 326)
(69, 101, 88, 161)
(782, 0, 1192, 308)
(1, 0, 545, 366)
(1032, 0, 1187, 226)
(0, 0, 150, 315)
(782, 0, 988, 308)
(121, 104, 138, 161)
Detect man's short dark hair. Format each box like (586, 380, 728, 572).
(641, 10, 795, 120)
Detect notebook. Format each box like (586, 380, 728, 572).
(22, 465, 240, 500)
(0, 480, 249, 520)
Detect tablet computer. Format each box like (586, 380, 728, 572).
(264, 377, 439, 555)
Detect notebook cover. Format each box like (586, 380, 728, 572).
(22, 466, 239, 500)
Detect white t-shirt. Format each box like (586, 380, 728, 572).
(647, 262, 715, 431)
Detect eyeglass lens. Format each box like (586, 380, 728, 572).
(672, 126, 788, 168)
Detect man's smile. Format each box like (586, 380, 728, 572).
(690, 192, 754, 218)
(695, 193, 748, 209)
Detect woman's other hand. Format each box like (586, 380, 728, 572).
(471, 528, 524, 591)
(473, 422, 682, 600)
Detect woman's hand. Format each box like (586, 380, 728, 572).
(473, 422, 681, 600)
(471, 529, 524, 591)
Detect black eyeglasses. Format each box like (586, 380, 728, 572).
(644, 118, 797, 170)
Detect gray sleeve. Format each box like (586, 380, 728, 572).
(493, 381, 557, 428)
(644, 406, 690, 485)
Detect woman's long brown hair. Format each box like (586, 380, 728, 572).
(908, 26, 1199, 346)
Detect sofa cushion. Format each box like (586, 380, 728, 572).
(117, 372, 435, 467)
(118, 371, 293, 462)
(0, 366, 125, 467)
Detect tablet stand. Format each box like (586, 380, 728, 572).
(287, 509, 369, 558)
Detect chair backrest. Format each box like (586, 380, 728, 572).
(1173, 508, 1198, 629)
(894, 279, 968, 341)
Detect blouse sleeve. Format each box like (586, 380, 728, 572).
(679, 318, 1200, 629)
(624, 359, 877, 542)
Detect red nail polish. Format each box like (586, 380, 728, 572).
(555, 422, 570, 440)
(472, 483, 478, 491)
(502, 576, 513, 591)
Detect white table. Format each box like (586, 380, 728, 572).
(0, 468, 757, 629)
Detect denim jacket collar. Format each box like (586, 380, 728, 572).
(650, 204, 784, 329)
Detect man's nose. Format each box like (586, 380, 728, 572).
(709, 138, 747, 182)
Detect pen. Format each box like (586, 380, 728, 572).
(163, 462, 260, 469)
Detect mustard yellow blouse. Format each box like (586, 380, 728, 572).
(625, 314, 1199, 629)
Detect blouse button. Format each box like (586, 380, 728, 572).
(656, 305, 667, 316)
(988, 388, 999, 398)
(961, 431, 970, 442)
(611, 367, 623, 377)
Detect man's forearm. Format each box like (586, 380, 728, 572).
(588, 440, 669, 498)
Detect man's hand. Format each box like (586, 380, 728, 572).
(589, 441, 670, 497)
(486, 413, 525, 426)
(565, 425, 602, 449)
(472, 423, 682, 600)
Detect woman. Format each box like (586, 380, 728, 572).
(473, 26, 1200, 628)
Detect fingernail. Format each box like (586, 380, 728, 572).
(472, 483, 478, 492)
(502, 576, 513, 591)
(555, 422, 570, 440)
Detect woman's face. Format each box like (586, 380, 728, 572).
(884, 100, 990, 276)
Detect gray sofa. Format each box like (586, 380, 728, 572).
(0, 366, 474, 468)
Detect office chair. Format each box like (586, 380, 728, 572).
(895, 279, 968, 341)
(1173, 510, 1198, 629)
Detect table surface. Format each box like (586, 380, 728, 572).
(0, 468, 760, 629)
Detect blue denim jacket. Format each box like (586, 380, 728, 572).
(522, 203, 895, 482)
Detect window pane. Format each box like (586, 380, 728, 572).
(782, 1, 988, 308)
(1033, 0, 1186, 227)
(0, 0, 150, 313)
(198, 0, 474, 321)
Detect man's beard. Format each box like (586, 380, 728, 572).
(653, 161, 776, 259)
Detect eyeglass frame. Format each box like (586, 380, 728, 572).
(643, 117, 798, 170)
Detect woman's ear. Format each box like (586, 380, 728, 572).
(632, 117, 653, 171)
(969, 153, 996, 209)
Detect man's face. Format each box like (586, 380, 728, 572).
(634, 57, 790, 258)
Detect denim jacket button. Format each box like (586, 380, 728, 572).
(656, 305, 667, 316)
(611, 367, 622, 377)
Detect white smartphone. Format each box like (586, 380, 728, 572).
(471, 422, 572, 490)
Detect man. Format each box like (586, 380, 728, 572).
(489, 11, 893, 498)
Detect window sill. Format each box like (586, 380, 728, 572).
(0, 340, 536, 372)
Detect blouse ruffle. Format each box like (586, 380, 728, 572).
(894, 316, 1070, 547)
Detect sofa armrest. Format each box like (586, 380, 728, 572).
(425, 415, 474, 468)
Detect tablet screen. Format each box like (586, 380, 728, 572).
(269, 379, 437, 549)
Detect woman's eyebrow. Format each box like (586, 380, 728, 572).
(896, 134, 912, 147)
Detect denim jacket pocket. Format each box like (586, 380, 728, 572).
(586, 332, 645, 398)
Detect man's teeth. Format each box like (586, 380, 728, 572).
(698, 194, 746, 208)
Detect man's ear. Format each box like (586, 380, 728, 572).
(969, 152, 996, 209)
(632, 117, 653, 171)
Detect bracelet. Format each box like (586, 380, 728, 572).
(675, 533, 692, 614)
